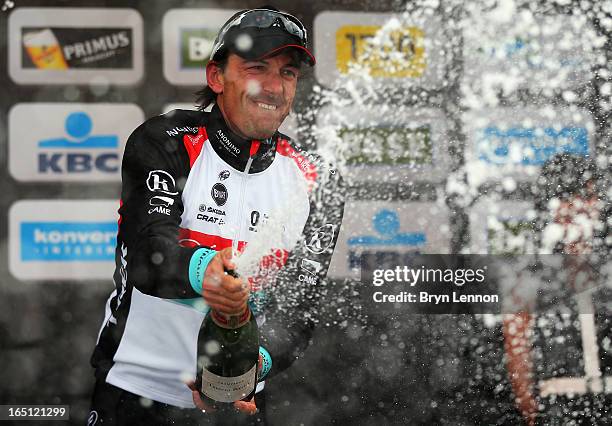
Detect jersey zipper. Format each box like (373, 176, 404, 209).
(233, 155, 254, 255)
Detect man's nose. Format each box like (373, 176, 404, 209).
(261, 70, 283, 97)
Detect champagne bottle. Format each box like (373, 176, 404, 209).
(196, 270, 259, 408)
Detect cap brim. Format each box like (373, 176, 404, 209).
(254, 44, 316, 66)
(229, 30, 316, 66)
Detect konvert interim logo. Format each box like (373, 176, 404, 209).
(20, 221, 117, 262)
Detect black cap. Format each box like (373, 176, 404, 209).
(210, 9, 315, 66)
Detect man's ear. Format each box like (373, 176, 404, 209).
(206, 61, 224, 94)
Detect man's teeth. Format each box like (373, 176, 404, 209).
(257, 102, 277, 110)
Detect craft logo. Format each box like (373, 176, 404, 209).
(20, 222, 117, 262)
(339, 126, 433, 165)
(347, 209, 426, 270)
(22, 27, 133, 69)
(335, 25, 425, 77)
(476, 126, 589, 166)
(180, 28, 216, 69)
(36, 111, 119, 175)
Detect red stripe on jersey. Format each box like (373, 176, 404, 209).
(178, 227, 246, 251)
(276, 138, 318, 190)
(249, 140, 261, 157)
(183, 127, 208, 168)
(118, 199, 123, 226)
(179, 229, 290, 292)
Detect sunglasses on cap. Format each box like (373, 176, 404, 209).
(210, 9, 310, 62)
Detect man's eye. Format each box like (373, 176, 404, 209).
(249, 65, 265, 71)
(282, 69, 297, 78)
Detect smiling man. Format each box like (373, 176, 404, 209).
(88, 6, 345, 426)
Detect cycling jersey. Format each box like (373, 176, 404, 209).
(90, 104, 345, 408)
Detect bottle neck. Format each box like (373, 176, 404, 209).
(211, 307, 251, 329)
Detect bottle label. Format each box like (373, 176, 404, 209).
(201, 364, 257, 402)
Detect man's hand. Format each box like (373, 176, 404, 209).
(202, 248, 249, 315)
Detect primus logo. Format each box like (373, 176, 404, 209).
(21, 221, 117, 261)
(216, 129, 241, 156)
(62, 30, 130, 61)
(22, 27, 134, 69)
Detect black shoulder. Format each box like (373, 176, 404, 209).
(278, 132, 340, 179)
(126, 109, 209, 153)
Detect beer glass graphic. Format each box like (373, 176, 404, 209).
(23, 29, 68, 69)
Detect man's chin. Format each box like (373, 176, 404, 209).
(249, 119, 285, 139)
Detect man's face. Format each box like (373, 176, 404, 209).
(209, 52, 300, 139)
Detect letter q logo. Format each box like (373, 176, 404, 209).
(146, 170, 178, 195)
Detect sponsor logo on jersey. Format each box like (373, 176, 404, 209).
(300, 258, 322, 276)
(249, 210, 269, 232)
(87, 411, 99, 426)
(9, 103, 142, 182)
(197, 203, 226, 224)
(218, 170, 231, 181)
(148, 196, 174, 216)
(211, 182, 228, 206)
(166, 125, 199, 137)
(305, 224, 336, 254)
(146, 170, 178, 195)
(150, 196, 175, 208)
(215, 129, 241, 157)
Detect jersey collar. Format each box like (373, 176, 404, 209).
(206, 104, 278, 173)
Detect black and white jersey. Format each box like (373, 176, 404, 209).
(90, 105, 345, 408)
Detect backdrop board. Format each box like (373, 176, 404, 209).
(9, 200, 120, 281)
(313, 11, 449, 89)
(8, 8, 144, 85)
(468, 198, 536, 255)
(328, 200, 451, 279)
(9, 102, 143, 182)
(463, 14, 598, 94)
(462, 106, 595, 182)
(317, 105, 450, 183)
(162, 8, 239, 85)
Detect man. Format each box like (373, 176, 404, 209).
(503, 154, 610, 425)
(88, 7, 345, 425)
